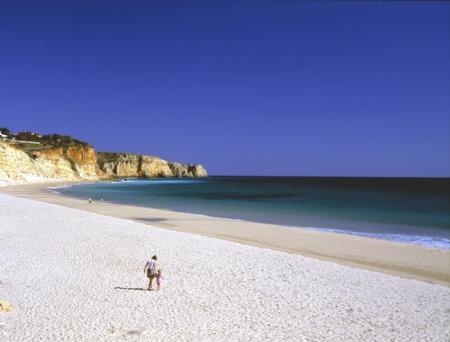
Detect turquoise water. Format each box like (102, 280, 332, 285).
(55, 176, 450, 248)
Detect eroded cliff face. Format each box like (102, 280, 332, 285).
(0, 141, 207, 185)
(31, 145, 98, 180)
(0, 142, 97, 185)
(65, 145, 98, 178)
(96, 152, 207, 179)
(168, 162, 208, 178)
(0, 142, 43, 184)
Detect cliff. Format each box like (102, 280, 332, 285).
(96, 152, 207, 178)
(0, 141, 207, 186)
(0, 142, 97, 185)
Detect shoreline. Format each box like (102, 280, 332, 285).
(1, 181, 449, 286)
(48, 181, 450, 250)
(2, 192, 449, 340)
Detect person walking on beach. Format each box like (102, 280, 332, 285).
(144, 255, 157, 291)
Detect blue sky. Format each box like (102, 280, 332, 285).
(0, 1, 449, 177)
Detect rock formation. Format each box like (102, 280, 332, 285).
(0, 142, 98, 185)
(0, 141, 207, 185)
(168, 162, 208, 178)
(0, 300, 13, 313)
(96, 152, 207, 178)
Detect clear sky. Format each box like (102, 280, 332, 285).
(0, 1, 449, 177)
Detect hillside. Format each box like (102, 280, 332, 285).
(0, 128, 207, 185)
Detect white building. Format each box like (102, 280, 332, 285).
(0, 132, 8, 140)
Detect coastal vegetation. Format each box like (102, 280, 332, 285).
(0, 126, 89, 148)
(96, 152, 125, 168)
(0, 127, 11, 136)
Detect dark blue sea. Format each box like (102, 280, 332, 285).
(55, 176, 450, 249)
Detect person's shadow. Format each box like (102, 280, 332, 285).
(114, 286, 147, 291)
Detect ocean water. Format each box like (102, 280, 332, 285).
(55, 176, 450, 248)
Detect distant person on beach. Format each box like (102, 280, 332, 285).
(144, 255, 157, 291)
(88, 198, 92, 204)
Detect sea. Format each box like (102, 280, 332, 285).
(55, 176, 450, 249)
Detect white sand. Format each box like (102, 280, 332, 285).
(0, 175, 65, 187)
(4, 182, 450, 286)
(0, 193, 449, 341)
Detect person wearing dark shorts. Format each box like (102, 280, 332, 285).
(144, 255, 157, 290)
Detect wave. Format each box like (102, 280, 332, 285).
(46, 184, 73, 194)
(312, 227, 450, 249)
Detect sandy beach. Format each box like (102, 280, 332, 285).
(2, 0, 449, 340)
(0, 191, 449, 341)
(1, 182, 449, 286)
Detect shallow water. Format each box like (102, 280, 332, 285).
(56, 176, 450, 248)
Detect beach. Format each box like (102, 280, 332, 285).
(2, 0, 449, 340)
(1, 182, 450, 286)
(0, 185, 449, 340)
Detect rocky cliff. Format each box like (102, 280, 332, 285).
(96, 152, 207, 178)
(0, 141, 207, 185)
(0, 142, 97, 185)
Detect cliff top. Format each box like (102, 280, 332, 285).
(0, 126, 90, 151)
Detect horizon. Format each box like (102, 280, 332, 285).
(1, 1, 449, 177)
(1, 125, 449, 179)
